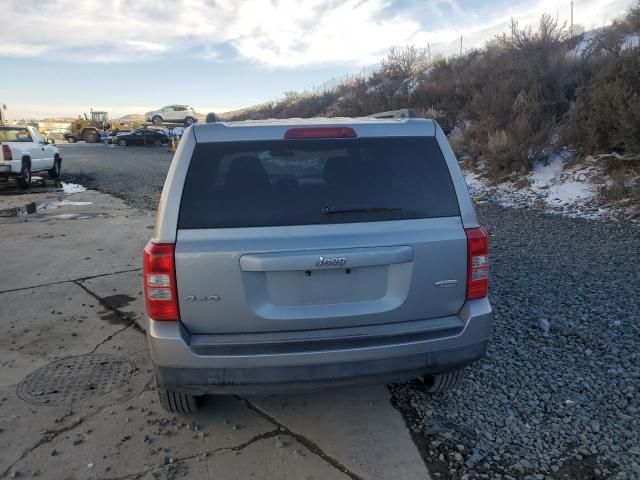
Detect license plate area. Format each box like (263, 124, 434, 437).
(266, 266, 388, 306)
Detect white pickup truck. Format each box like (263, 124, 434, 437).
(0, 125, 61, 187)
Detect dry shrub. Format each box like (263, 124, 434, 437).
(598, 155, 640, 202)
(487, 129, 510, 154)
(563, 46, 640, 156)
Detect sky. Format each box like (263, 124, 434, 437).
(0, 0, 634, 119)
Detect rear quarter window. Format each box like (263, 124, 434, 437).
(178, 136, 460, 229)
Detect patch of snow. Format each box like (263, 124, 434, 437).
(51, 200, 92, 207)
(461, 151, 618, 221)
(422, 66, 435, 78)
(566, 29, 639, 59)
(529, 154, 596, 208)
(566, 30, 599, 59)
(61, 182, 86, 194)
(622, 34, 640, 51)
(50, 213, 81, 219)
(36, 199, 92, 212)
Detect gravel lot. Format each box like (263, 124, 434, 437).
(60, 144, 640, 479)
(59, 143, 172, 211)
(391, 203, 640, 480)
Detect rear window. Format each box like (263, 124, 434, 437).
(0, 127, 32, 143)
(178, 136, 460, 229)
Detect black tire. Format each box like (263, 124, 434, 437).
(152, 115, 163, 125)
(184, 116, 195, 126)
(158, 388, 202, 414)
(48, 156, 61, 178)
(67, 136, 77, 143)
(118, 139, 127, 147)
(153, 138, 162, 147)
(16, 160, 31, 188)
(84, 131, 99, 143)
(421, 368, 465, 394)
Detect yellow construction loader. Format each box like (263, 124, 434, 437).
(63, 110, 110, 143)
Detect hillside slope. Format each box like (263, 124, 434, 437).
(226, 6, 640, 222)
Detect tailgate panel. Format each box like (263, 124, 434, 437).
(175, 217, 467, 334)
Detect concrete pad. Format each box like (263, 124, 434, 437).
(0, 189, 153, 292)
(7, 390, 275, 479)
(0, 282, 131, 387)
(136, 434, 352, 480)
(251, 385, 430, 480)
(0, 326, 151, 476)
(80, 269, 147, 331)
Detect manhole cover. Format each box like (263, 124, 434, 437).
(17, 354, 134, 406)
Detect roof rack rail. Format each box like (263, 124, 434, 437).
(368, 108, 417, 119)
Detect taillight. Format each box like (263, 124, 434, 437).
(2, 145, 11, 161)
(465, 227, 489, 300)
(143, 242, 180, 321)
(284, 127, 357, 139)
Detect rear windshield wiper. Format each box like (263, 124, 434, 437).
(322, 206, 403, 215)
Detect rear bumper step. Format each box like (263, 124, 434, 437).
(156, 342, 487, 395)
(148, 298, 492, 394)
(189, 315, 464, 356)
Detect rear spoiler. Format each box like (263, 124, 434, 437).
(368, 109, 417, 119)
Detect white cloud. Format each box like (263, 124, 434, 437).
(0, 0, 420, 66)
(0, 0, 635, 67)
(125, 40, 169, 53)
(0, 42, 51, 57)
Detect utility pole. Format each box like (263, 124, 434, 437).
(460, 35, 463, 55)
(427, 42, 431, 60)
(570, 1, 574, 37)
(0, 103, 6, 125)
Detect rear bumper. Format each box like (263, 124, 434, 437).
(148, 298, 492, 394)
(0, 162, 18, 177)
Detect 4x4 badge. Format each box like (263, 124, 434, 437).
(434, 280, 458, 288)
(185, 295, 221, 302)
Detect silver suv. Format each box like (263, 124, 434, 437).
(145, 105, 198, 126)
(144, 109, 492, 413)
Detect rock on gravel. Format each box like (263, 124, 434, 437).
(390, 202, 640, 480)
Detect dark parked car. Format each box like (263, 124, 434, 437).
(116, 128, 169, 147)
(104, 129, 131, 144)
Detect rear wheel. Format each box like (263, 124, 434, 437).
(158, 387, 202, 414)
(421, 368, 465, 394)
(48, 157, 61, 178)
(67, 136, 77, 143)
(16, 160, 31, 188)
(152, 115, 163, 125)
(153, 138, 162, 147)
(184, 116, 195, 126)
(118, 139, 127, 147)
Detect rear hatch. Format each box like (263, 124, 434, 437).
(175, 135, 467, 334)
